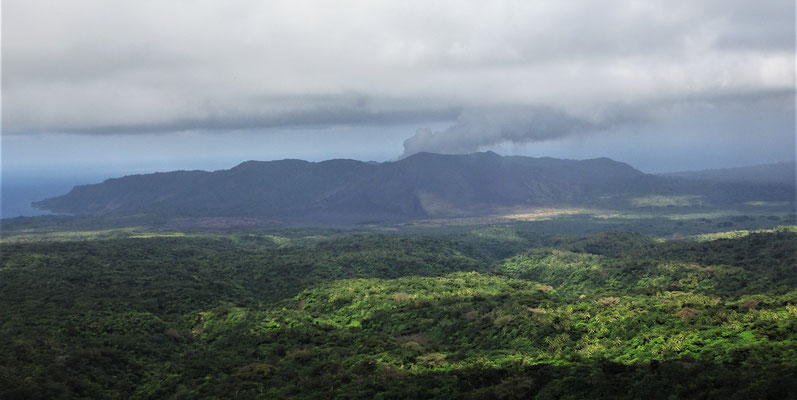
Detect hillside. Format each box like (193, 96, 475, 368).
(32, 152, 644, 220)
(1, 226, 795, 398)
(660, 161, 796, 185)
(31, 152, 793, 224)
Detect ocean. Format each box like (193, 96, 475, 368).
(1, 172, 113, 219)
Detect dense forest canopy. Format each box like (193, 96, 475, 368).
(2, 221, 795, 399)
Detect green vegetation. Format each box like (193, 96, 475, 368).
(631, 194, 705, 207)
(1, 223, 796, 399)
(690, 225, 797, 241)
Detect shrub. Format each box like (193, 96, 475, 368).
(393, 292, 412, 302)
(235, 363, 275, 381)
(674, 307, 700, 318)
(742, 299, 762, 309)
(537, 284, 554, 292)
(164, 328, 181, 340)
(397, 333, 429, 345)
(464, 310, 480, 320)
(597, 297, 620, 306)
(417, 353, 447, 367)
(286, 349, 312, 362)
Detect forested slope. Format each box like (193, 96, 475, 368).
(1, 227, 795, 398)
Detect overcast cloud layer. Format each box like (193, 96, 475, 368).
(2, 0, 795, 157)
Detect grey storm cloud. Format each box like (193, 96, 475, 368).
(401, 88, 795, 157)
(2, 0, 794, 144)
(401, 106, 641, 157)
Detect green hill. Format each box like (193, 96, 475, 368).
(2, 226, 795, 398)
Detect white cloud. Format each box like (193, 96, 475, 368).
(2, 0, 794, 137)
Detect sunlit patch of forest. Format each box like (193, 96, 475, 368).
(1, 221, 796, 399)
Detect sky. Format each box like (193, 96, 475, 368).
(2, 0, 795, 180)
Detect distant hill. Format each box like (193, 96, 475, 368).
(32, 152, 794, 223)
(660, 162, 796, 185)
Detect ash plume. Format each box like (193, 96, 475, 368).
(401, 105, 639, 157)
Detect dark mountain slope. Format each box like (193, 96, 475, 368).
(660, 161, 796, 185)
(35, 159, 377, 218)
(32, 152, 793, 223)
(324, 152, 650, 218)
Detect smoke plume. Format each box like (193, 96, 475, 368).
(401, 106, 637, 157)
